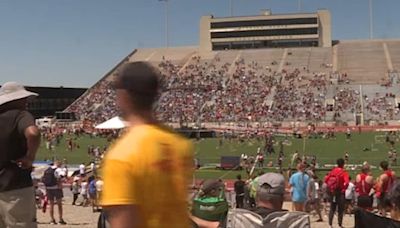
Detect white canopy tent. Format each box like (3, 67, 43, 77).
(95, 116, 127, 129)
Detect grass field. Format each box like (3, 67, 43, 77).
(36, 132, 400, 179)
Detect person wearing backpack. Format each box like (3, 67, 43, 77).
(355, 164, 374, 211)
(324, 158, 349, 228)
(376, 160, 396, 216)
(42, 161, 66, 225)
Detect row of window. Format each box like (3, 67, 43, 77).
(210, 28, 318, 39)
(28, 99, 75, 110)
(210, 17, 318, 29)
(212, 39, 319, 50)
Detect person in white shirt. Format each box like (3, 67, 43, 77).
(90, 162, 96, 173)
(95, 178, 103, 194)
(95, 178, 104, 209)
(306, 171, 323, 222)
(79, 163, 85, 176)
(71, 177, 81, 205)
(80, 179, 89, 207)
(345, 177, 355, 214)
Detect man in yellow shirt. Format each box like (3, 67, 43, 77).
(101, 62, 194, 228)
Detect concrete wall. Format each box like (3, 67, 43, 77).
(317, 9, 332, 47)
(199, 16, 212, 52)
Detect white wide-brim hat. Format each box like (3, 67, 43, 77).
(0, 82, 38, 106)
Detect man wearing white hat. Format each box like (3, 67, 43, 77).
(0, 82, 41, 228)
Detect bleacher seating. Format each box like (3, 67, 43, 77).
(65, 40, 400, 126)
(337, 41, 388, 84)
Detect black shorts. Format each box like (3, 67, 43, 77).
(46, 189, 63, 201)
(357, 195, 373, 209)
(377, 192, 390, 208)
(89, 192, 97, 199)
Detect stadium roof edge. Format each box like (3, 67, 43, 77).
(208, 12, 319, 20)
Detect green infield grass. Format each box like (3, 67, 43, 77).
(36, 132, 400, 179)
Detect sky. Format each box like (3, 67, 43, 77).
(0, 0, 399, 88)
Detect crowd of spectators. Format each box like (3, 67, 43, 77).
(65, 79, 118, 123)
(64, 55, 400, 125)
(365, 92, 400, 120)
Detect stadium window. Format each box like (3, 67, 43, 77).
(210, 28, 318, 39)
(210, 17, 318, 29)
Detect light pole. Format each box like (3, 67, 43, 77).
(230, 0, 233, 16)
(298, 0, 302, 12)
(369, 0, 373, 39)
(159, 0, 169, 47)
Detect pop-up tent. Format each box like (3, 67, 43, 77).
(95, 116, 127, 129)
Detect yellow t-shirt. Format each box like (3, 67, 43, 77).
(101, 124, 193, 228)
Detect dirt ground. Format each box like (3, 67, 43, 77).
(37, 191, 355, 228)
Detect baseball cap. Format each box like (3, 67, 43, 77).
(200, 179, 224, 195)
(257, 173, 285, 195)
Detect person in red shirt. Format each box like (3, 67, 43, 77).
(324, 158, 349, 228)
(355, 164, 374, 211)
(376, 161, 396, 216)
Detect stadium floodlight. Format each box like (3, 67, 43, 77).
(159, 0, 169, 47)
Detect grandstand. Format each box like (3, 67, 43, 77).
(65, 10, 400, 128)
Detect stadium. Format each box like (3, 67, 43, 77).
(3, 4, 400, 227)
(53, 9, 400, 175)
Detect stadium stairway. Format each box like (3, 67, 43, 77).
(338, 40, 388, 84)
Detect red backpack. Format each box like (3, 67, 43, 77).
(326, 169, 343, 193)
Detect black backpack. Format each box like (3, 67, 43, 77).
(42, 167, 57, 187)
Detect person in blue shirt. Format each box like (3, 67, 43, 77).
(289, 163, 310, 211)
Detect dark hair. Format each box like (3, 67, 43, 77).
(337, 158, 345, 168)
(115, 62, 160, 112)
(237, 174, 241, 180)
(380, 161, 389, 170)
(361, 164, 370, 174)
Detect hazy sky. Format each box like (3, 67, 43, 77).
(0, 0, 399, 87)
